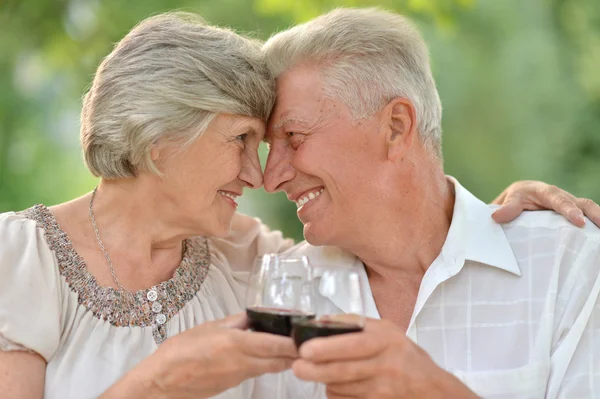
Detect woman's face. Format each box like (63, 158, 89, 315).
(156, 113, 265, 237)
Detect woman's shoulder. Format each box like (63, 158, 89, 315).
(227, 212, 292, 245)
(0, 205, 52, 250)
(0, 204, 65, 279)
(0, 205, 64, 361)
(0, 204, 64, 294)
(207, 212, 294, 272)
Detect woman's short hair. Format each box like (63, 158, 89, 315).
(81, 12, 274, 178)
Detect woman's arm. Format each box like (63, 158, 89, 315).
(492, 180, 600, 227)
(98, 361, 163, 399)
(0, 351, 46, 399)
(0, 315, 295, 399)
(99, 314, 297, 399)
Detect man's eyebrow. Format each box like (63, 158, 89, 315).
(271, 116, 310, 131)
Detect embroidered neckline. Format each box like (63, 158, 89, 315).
(17, 204, 211, 345)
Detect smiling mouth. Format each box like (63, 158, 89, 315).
(295, 188, 324, 209)
(218, 190, 240, 207)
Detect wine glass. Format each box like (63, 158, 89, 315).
(245, 253, 314, 399)
(291, 266, 366, 398)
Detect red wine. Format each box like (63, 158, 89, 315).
(246, 307, 315, 337)
(292, 319, 363, 348)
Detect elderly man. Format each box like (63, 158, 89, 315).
(262, 8, 600, 399)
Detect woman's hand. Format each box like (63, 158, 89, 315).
(491, 181, 600, 227)
(103, 313, 297, 399)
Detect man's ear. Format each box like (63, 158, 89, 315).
(382, 98, 417, 161)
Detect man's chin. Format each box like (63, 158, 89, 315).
(302, 222, 332, 247)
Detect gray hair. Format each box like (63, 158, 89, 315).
(81, 12, 275, 178)
(263, 7, 442, 157)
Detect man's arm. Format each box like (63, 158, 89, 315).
(292, 318, 480, 399)
(548, 236, 600, 397)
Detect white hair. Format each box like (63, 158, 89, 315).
(263, 7, 443, 157)
(81, 12, 275, 178)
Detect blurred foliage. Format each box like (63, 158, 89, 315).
(0, 0, 598, 242)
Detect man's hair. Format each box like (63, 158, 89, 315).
(263, 7, 442, 157)
(81, 12, 275, 178)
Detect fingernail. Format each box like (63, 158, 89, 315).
(569, 209, 584, 221)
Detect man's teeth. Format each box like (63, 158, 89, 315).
(296, 188, 324, 208)
(218, 191, 239, 201)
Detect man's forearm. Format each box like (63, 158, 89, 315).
(429, 370, 480, 399)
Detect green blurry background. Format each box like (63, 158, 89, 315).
(1, 0, 598, 242)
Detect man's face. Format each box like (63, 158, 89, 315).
(263, 64, 387, 246)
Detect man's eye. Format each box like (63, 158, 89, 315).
(287, 132, 297, 138)
(236, 133, 248, 142)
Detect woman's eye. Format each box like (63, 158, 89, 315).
(236, 133, 248, 142)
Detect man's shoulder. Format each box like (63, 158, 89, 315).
(501, 210, 600, 244)
(500, 211, 600, 291)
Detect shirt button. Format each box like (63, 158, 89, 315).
(155, 314, 166, 325)
(147, 290, 158, 302)
(152, 302, 163, 313)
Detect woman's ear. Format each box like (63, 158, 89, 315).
(150, 139, 161, 161)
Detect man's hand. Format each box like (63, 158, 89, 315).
(292, 318, 479, 399)
(492, 180, 600, 228)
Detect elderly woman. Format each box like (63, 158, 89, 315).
(0, 13, 296, 399)
(0, 11, 596, 399)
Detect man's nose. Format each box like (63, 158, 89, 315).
(263, 142, 296, 193)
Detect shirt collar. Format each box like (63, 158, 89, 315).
(288, 177, 522, 276)
(283, 176, 521, 316)
(445, 176, 521, 276)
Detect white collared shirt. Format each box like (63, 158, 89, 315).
(285, 177, 600, 399)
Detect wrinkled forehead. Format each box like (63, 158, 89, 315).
(270, 65, 325, 115)
(266, 74, 330, 141)
(265, 105, 320, 143)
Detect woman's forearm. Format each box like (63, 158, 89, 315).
(99, 361, 165, 399)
